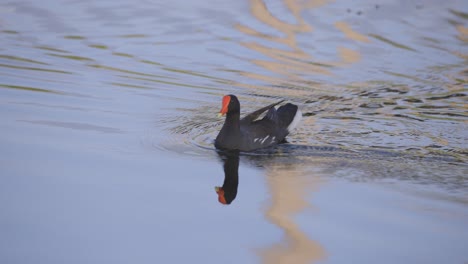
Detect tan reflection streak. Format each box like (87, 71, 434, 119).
(338, 47, 361, 64)
(303, 0, 332, 9)
(259, 167, 325, 264)
(335, 21, 370, 43)
(235, 0, 362, 84)
(254, 59, 331, 76)
(451, 25, 468, 60)
(241, 42, 332, 76)
(243, 42, 309, 60)
(251, 0, 312, 36)
(455, 25, 468, 42)
(237, 24, 294, 47)
(451, 52, 468, 60)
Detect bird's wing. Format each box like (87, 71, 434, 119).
(240, 100, 284, 125)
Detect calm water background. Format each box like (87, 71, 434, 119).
(0, 0, 467, 263)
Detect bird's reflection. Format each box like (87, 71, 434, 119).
(213, 146, 326, 263)
(215, 150, 240, 205)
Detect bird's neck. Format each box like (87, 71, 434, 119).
(223, 112, 240, 132)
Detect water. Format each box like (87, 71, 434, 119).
(0, 0, 467, 263)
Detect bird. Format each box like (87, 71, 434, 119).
(215, 94, 301, 151)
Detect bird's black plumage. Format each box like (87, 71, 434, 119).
(215, 95, 301, 151)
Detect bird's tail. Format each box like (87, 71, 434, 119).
(276, 103, 302, 133)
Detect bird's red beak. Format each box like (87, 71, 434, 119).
(219, 95, 231, 116)
(215, 186, 227, 205)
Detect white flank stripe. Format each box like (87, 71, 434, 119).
(287, 108, 302, 133)
(261, 136, 269, 144)
(254, 138, 259, 143)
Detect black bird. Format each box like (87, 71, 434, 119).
(215, 95, 301, 151)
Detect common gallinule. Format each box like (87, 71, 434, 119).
(215, 95, 301, 151)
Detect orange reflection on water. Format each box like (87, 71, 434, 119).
(334, 21, 370, 43)
(452, 23, 468, 59)
(235, 0, 366, 87)
(259, 166, 325, 264)
(455, 24, 468, 42)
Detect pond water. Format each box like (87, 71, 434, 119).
(0, 0, 467, 263)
